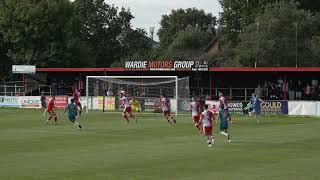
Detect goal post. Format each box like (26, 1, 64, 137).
(85, 76, 190, 115)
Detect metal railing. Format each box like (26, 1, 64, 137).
(0, 84, 24, 96)
(190, 87, 268, 101)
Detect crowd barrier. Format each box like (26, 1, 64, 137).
(0, 96, 181, 113)
(1, 96, 320, 116)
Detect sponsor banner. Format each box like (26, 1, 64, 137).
(125, 61, 208, 71)
(12, 65, 36, 74)
(228, 102, 246, 114)
(206, 101, 248, 114)
(317, 102, 320, 117)
(170, 99, 177, 113)
(289, 101, 317, 116)
(258, 100, 288, 115)
(144, 98, 161, 112)
(45, 96, 68, 109)
(0, 96, 20, 107)
(179, 99, 190, 112)
(97, 96, 115, 110)
(21, 96, 41, 108)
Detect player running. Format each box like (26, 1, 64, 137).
(189, 97, 201, 133)
(160, 94, 176, 125)
(73, 88, 82, 116)
(218, 93, 231, 142)
(249, 93, 264, 124)
(130, 97, 141, 112)
(199, 104, 215, 147)
(120, 91, 137, 123)
(46, 96, 58, 125)
(63, 98, 82, 130)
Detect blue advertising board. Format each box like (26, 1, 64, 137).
(256, 100, 288, 115)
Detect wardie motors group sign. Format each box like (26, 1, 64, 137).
(125, 61, 208, 71)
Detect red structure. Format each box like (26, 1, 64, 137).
(35, 67, 320, 100)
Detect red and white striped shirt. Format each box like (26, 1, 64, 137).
(190, 101, 200, 116)
(120, 96, 130, 108)
(201, 110, 213, 127)
(161, 98, 170, 111)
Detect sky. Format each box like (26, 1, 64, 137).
(106, 0, 222, 40)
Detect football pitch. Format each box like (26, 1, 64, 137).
(0, 108, 320, 180)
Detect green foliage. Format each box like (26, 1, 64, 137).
(0, 0, 92, 67)
(168, 26, 212, 50)
(234, 1, 320, 67)
(0, 0, 152, 69)
(73, 0, 136, 67)
(158, 8, 216, 48)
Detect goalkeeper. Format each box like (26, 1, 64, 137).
(130, 97, 141, 112)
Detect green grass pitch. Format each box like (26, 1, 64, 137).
(0, 108, 320, 180)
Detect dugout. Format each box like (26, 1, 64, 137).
(33, 67, 320, 101)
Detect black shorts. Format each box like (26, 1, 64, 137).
(41, 102, 47, 108)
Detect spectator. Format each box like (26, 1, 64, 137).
(58, 80, 65, 95)
(255, 84, 262, 98)
(263, 81, 268, 98)
(94, 80, 99, 96)
(311, 78, 318, 87)
(51, 79, 58, 96)
(295, 81, 303, 100)
(304, 83, 311, 100)
(288, 80, 295, 100)
(311, 83, 317, 100)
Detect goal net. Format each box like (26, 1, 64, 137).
(85, 76, 190, 115)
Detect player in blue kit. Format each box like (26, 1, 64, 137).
(63, 98, 82, 130)
(249, 93, 264, 124)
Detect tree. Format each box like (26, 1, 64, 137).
(234, 1, 320, 67)
(73, 0, 134, 67)
(168, 26, 212, 50)
(158, 8, 217, 48)
(0, 0, 93, 67)
(218, 0, 320, 48)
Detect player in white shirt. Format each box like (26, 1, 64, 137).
(218, 93, 231, 142)
(160, 94, 176, 125)
(189, 97, 201, 133)
(119, 91, 137, 123)
(199, 104, 215, 147)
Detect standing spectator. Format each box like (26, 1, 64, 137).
(311, 78, 318, 87)
(255, 84, 262, 98)
(304, 83, 311, 100)
(94, 80, 99, 96)
(263, 81, 268, 98)
(311, 83, 317, 100)
(295, 81, 303, 100)
(277, 78, 283, 99)
(51, 79, 58, 96)
(288, 80, 295, 100)
(58, 80, 65, 95)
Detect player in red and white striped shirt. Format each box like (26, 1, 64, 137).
(189, 97, 201, 133)
(160, 94, 176, 125)
(199, 104, 214, 147)
(73, 88, 82, 116)
(120, 91, 137, 123)
(46, 96, 58, 124)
